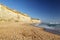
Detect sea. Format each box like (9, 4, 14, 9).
(32, 23, 60, 35)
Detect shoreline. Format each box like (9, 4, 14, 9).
(0, 22, 60, 40)
(31, 23, 60, 35)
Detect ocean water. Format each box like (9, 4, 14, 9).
(32, 23, 60, 34)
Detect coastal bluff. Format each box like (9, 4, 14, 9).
(0, 4, 41, 24)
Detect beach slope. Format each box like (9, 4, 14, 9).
(0, 22, 60, 40)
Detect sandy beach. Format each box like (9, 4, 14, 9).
(0, 22, 60, 40)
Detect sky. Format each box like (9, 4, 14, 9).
(0, 0, 60, 23)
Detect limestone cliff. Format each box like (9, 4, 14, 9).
(31, 18, 41, 24)
(0, 4, 41, 23)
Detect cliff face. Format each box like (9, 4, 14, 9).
(0, 4, 18, 22)
(0, 4, 41, 23)
(31, 18, 41, 24)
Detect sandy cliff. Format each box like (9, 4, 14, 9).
(0, 4, 41, 24)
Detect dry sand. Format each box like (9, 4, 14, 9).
(0, 22, 60, 40)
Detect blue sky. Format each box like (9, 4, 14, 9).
(0, 0, 60, 23)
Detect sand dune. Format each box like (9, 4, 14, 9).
(0, 22, 60, 40)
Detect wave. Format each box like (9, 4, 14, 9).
(31, 23, 60, 31)
(31, 23, 60, 35)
